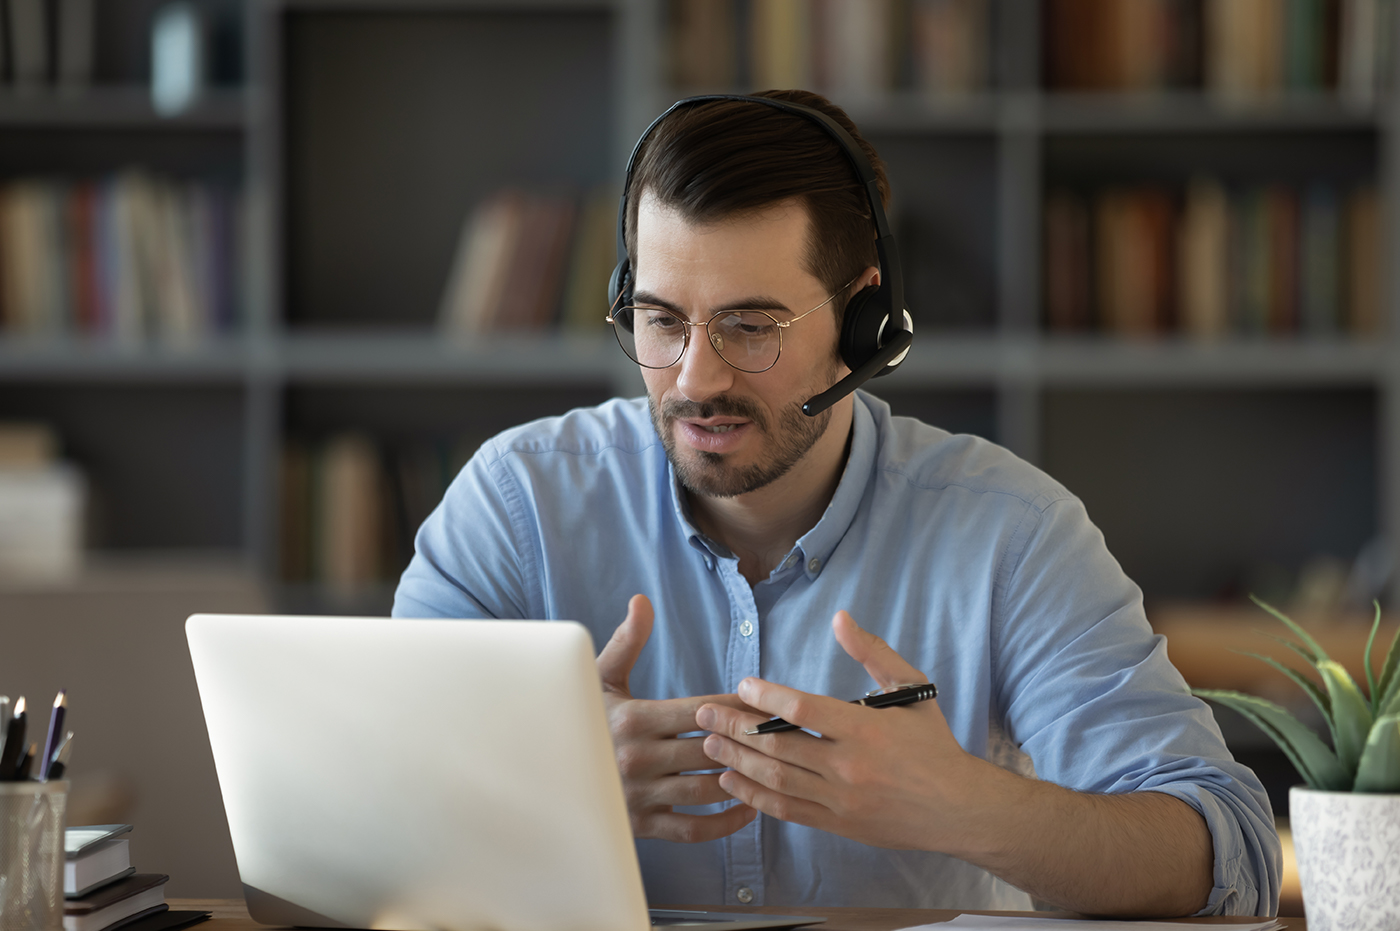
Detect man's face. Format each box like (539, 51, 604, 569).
(631, 193, 848, 499)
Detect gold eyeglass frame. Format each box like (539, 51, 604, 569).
(606, 275, 859, 375)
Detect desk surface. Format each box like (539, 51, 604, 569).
(170, 899, 1304, 931)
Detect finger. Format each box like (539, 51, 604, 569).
(732, 676, 857, 738)
(638, 803, 757, 844)
(596, 594, 653, 694)
(618, 734, 730, 780)
(637, 773, 740, 809)
(696, 702, 829, 772)
(831, 611, 927, 691)
(614, 693, 760, 742)
(702, 733, 828, 804)
(715, 769, 832, 833)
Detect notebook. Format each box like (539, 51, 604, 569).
(186, 614, 824, 931)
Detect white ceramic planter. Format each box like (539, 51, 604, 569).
(1290, 786, 1400, 931)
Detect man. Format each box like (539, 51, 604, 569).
(394, 90, 1280, 917)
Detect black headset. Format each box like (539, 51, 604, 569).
(608, 94, 913, 418)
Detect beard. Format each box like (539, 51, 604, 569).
(648, 370, 837, 499)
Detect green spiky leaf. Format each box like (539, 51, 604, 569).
(1317, 660, 1373, 774)
(1260, 633, 1320, 668)
(1250, 595, 1330, 663)
(1193, 688, 1352, 791)
(1353, 714, 1400, 793)
(1364, 601, 1382, 708)
(1380, 673, 1400, 718)
(1377, 618, 1400, 717)
(1238, 651, 1333, 737)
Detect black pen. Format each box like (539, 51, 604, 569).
(14, 743, 36, 781)
(745, 682, 939, 735)
(39, 690, 66, 781)
(0, 697, 27, 780)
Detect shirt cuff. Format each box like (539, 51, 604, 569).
(1146, 783, 1282, 917)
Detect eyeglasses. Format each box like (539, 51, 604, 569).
(606, 278, 855, 375)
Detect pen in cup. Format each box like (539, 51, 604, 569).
(39, 690, 66, 781)
(47, 733, 74, 781)
(0, 697, 27, 780)
(745, 682, 939, 735)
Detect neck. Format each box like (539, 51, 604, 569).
(688, 399, 854, 586)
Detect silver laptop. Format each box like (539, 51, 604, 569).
(186, 614, 824, 931)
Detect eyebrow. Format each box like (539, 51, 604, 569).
(630, 290, 794, 317)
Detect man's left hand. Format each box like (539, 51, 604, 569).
(696, 610, 991, 853)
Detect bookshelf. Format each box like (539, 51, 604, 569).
(0, 0, 1395, 625)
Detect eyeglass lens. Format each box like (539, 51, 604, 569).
(611, 307, 783, 373)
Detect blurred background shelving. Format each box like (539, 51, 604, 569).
(2, 0, 1398, 900)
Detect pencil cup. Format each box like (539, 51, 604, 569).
(0, 782, 67, 931)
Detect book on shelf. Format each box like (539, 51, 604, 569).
(63, 873, 167, 931)
(1045, 0, 1391, 99)
(0, 172, 245, 342)
(666, 0, 990, 99)
(281, 433, 486, 591)
(279, 434, 385, 592)
(437, 187, 615, 337)
(4, 0, 93, 89)
(1042, 179, 1380, 338)
(561, 187, 620, 331)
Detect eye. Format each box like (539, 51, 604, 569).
(639, 309, 683, 331)
(719, 312, 777, 338)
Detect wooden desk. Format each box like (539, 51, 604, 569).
(170, 899, 1305, 930)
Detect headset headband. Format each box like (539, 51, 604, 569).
(614, 94, 905, 320)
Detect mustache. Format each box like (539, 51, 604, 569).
(662, 396, 768, 430)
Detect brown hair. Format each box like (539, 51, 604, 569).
(625, 89, 890, 323)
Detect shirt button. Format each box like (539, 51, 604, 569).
(783, 554, 798, 569)
(739, 619, 754, 638)
(807, 557, 821, 574)
(736, 887, 754, 904)
(705, 557, 715, 571)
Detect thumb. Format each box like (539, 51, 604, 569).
(831, 610, 927, 691)
(597, 594, 654, 696)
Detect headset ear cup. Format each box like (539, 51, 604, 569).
(839, 285, 885, 371)
(608, 259, 631, 310)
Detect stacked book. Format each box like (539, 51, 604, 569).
(63, 825, 207, 931)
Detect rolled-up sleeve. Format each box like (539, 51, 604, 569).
(991, 496, 1282, 916)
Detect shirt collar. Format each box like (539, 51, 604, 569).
(667, 392, 879, 580)
(791, 391, 877, 579)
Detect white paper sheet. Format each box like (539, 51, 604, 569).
(897, 916, 1286, 931)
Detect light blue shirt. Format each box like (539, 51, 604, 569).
(394, 390, 1281, 916)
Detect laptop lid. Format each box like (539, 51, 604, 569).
(187, 615, 823, 931)
(187, 614, 649, 931)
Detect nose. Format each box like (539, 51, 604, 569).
(674, 324, 736, 403)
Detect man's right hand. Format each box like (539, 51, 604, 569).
(597, 593, 759, 843)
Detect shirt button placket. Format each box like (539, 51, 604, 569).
(719, 561, 764, 907)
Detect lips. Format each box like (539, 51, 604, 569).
(676, 417, 753, 453)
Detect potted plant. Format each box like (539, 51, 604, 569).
(1194, 597, 1400, 931)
